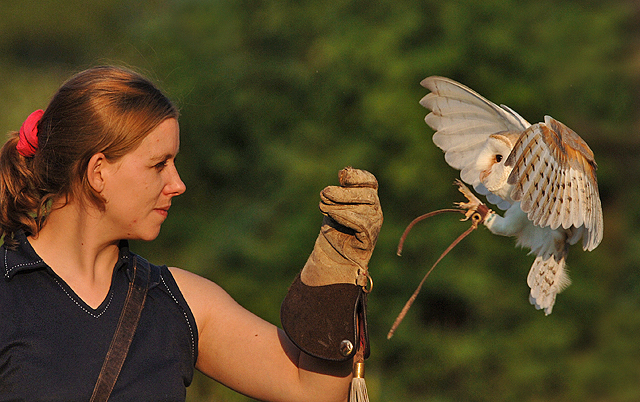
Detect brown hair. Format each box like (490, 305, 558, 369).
(0, 65, 179, 248)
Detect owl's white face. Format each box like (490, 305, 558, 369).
(477, 134, 515, 196)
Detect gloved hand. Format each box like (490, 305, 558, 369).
(281, 167, 383, 361)
(301, 167, 382, 288)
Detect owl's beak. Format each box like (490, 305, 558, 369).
(479, 168, 490, 183)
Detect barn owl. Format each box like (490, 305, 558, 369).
(420, 76, 603, 315)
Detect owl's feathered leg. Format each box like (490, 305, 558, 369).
(482, 206, 530, 237)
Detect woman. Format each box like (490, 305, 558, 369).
(0, 66, 382, 401)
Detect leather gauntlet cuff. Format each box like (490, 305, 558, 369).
(281, 273, 369, 362)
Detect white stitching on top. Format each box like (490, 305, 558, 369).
(4, 246, 126, 317)
(52, 277, 114, 319)
(4, 248, 44, 278)
(160, 273, 196, 359)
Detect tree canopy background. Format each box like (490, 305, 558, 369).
(2, 0, 639, 400)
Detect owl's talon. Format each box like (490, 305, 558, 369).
(454, 180, 486, 221)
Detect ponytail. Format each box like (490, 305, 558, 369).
(0, 132, 45, 248)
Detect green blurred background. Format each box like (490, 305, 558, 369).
(2, 0, 638, 400)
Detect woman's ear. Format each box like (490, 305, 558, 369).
(87, 153, 107, 193)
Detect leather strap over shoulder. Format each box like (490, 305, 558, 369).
(125, 254, 160, 290)
(90, 255, 151, 402)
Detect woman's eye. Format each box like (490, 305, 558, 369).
(154, 161, 168, 171)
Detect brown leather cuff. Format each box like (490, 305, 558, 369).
(280, 273, 369, 362)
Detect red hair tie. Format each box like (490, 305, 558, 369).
(17, 109, 44, 157)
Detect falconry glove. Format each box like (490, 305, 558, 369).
(281, 167, 383, 361)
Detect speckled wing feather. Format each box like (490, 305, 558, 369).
(420, 76, 530, 187)
(506, 116, 603, 251)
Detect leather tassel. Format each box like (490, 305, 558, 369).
(349, 316, 370, 402)
(349, 357, 369, 402)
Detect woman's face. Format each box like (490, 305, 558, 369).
(99, 118, 186, 241)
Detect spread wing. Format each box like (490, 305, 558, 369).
(506, 116, 603, 251)
(420, 76, 530, 209)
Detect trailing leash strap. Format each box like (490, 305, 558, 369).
(388, 202, 491, 339)
(90, 255, 150, 402)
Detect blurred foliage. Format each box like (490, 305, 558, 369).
(2, 0, 640, 400)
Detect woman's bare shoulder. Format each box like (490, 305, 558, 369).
(167, 267, 233, 304)
(167, 267, 243, 332)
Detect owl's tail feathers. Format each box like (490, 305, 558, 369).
(527, 252, 571, 315)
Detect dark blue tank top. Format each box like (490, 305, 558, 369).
(0, 231, 198, 401)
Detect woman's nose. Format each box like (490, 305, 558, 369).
(165, 165, 187, 196)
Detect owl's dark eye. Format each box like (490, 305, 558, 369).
(495, 154, 503, 163)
